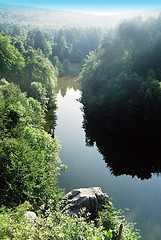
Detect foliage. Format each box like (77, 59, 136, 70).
(25, 49, 57, 108)
(0, 82, 64, 209)
(0, 129, 63, 209)
(51, 27, 103, 65)
(29, 81, 49, 111)
(34, 30, 51, 57)
(0, 82, 44, 138)
(0, 200, 141, 240)
(98, 204, 140, 240)
(0, 202, 111, 240)
(0, 31, 25, 80)
(0, 29, 58, 110)
(80, 15, 161, 138)
(59, 58, 70, 77)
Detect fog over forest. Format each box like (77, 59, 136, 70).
(0, 3, 160, 29)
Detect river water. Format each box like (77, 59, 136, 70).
(53, 77, 161, 240)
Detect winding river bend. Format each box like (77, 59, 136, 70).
(53, 77, 161, 240)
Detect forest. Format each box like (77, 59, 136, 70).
(80, 14, 161, 180)
(81, 14, 161, 138)
(1, 3, 161, 239)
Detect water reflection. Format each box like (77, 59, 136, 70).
(56, 88, 161, 240)
(45, 76, 81, 136)
(51, 81, 161, 240)
(83, 120, 161, 180)
(56, 76, 81, 97)
(44, 108, 57, 137)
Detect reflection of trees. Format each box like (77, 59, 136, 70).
(56, 77, 81, 97)
(45, 76, 81, 137)
(44, 109, 57, 138)
(83, 118, 161, 180)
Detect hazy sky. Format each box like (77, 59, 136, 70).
(0, 0, 161, 12)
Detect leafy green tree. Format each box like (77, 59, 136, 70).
(25, 49, 57, 108)
(34, 30, 51, 57)
(50, 55, 61, 76)
(12, 36, 26, 55)
(51, 36, 69, 62)
(0, 82, 44, 138)
(0, 82, 64, 209)
(0, 128, 63, 209)
(59, 58, 70, 76)
(0, 31, 25, 80)
(25, 30, 35, 49)
(29, 81, 49, 111)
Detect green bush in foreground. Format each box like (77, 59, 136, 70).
(0, 202, 140, 240)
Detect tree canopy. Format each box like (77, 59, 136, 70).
(0, 31, 25, 80)
(81, 16, 161, 138)
(0, 82, 64, 209)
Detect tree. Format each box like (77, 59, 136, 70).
(34, 30, 51, 57)
(0, 82, 45, 139)
(29, 81, 49, 111)
(0, 31, 25, 80)
(59, 58, 70, 76)
(0, 82, 64, 209)
(25, 49, 57, 108)
(80, 16, 161, 138)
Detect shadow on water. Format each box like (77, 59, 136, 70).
(83, 119, 161, 180)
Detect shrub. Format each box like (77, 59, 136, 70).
(98, 203, 141, 240)
(0, 202, 113, 240)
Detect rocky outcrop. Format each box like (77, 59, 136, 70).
(61, 187, 111, 219)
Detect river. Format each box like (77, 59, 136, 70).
(52, 77, 161, 240)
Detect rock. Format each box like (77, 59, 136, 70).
(25, 211, 37, 222)
(25, 211, 42, 227)
(61, 187, 110, 219)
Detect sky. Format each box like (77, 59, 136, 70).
(0, 0, 161, 13)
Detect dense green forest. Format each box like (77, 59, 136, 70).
(81, 14, 161, 138)
(80, 14, 161, 180)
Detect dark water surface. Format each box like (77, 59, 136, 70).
(54, 78, 161, 240)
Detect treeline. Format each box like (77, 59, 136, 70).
(0, 24, 66, 210)
(51, 27, 103, 64)
(0, 31, 56, 109)
(0, 21, 104, 77)
(81, 14, 161, 139)
(0, 3, 130, 29)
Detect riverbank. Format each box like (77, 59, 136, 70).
(0, 188, 140, 239)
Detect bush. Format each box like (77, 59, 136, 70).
(0, 201, 141, 240)
(0, 202, 113, 240)
(0, 82, 65, 209)
(98, 203, 141, 240)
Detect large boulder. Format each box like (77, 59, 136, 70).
(61, 187, 111, 219)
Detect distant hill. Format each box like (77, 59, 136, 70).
(0, 3, 160, 30)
